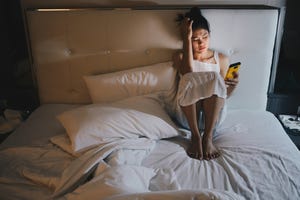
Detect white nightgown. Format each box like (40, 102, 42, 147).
(172, 51, 227, 133)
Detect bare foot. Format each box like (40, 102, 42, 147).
(202, 136, 220, 160)
(187, 135, 203, 160)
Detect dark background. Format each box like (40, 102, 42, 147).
(267, 0, 300, 115)
(0, 0, 299, 114)
(0, 0, 37, 113)
(274, 0, 300, 94)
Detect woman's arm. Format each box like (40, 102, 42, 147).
(219, 53, 229, 78)
(225, 72, 239, 97)
(180, 18, 194, 75)
(219, 53, 239, 98)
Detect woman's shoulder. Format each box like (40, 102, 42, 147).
(213, 51, 229, 64)
(214, 51, 228, 60)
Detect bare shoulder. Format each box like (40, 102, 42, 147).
(218, 52, 229, 63)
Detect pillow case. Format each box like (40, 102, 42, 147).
(57, 96, 179, 153)
(83, 61, 177, 103)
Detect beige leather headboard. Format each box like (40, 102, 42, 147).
(26, 8, 279, 110)
(27, 9, 183, 104)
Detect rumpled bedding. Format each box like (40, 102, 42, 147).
(0, 136, 244, 200)
(53, 138, 157, 198)
(0, 144, 73, 199)
(1, 104, 300, 200)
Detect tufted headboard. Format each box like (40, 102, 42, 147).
(25, 7, 280, 110)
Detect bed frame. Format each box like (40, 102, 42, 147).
(5, 2, 300, 200)
(21, 0, 285, 111)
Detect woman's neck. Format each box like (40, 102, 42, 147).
(193, 50, 214, 63)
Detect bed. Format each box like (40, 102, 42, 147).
(1, 1, 300, 200)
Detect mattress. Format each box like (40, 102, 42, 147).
(0, 103, 299, 200)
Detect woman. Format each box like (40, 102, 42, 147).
(172, 7, 239, 160)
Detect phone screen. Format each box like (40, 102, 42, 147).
(226, 62, 241, 79)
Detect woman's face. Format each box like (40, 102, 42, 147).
(191, 28, 210, 54)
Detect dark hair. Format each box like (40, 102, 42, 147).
(176, 7, 210, 32)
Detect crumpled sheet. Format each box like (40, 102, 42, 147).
(1, 110, 300, 200)
(1, 137, 180, 200)
(53, 136, 245, 200)
(0, 144, 73, 200)
(53, 138, 157, 198)
(105, 189, 245, 200)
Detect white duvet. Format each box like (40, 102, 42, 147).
(1, 104, 300, 200)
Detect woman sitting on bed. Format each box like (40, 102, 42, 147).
(172, 7, 239, 160)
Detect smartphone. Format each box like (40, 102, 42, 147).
(225, 62, 241, 79)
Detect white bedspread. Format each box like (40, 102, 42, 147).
(53, 138, 156, 198)
(142, 110, 300, 200)
(0, 105, 300, 200)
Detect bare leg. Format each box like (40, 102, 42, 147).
(202, 95, 224, 160)
(181, 103, 203, 160)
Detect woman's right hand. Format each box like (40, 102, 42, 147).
(181, 17, 193, 40)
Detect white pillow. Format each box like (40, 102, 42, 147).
(83, 61, 177, 103)
(57, 96, 179, 153)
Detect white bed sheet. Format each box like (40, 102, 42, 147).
(142, 110, 300, 199)
(0, 104, 300, 200)
(0, 104, 80, 149)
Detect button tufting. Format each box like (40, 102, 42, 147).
(68, 89, 78, 94)
(228, 49, 235, 55)
(145, 49, 151, 55)
(64, 48, 72, 56)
